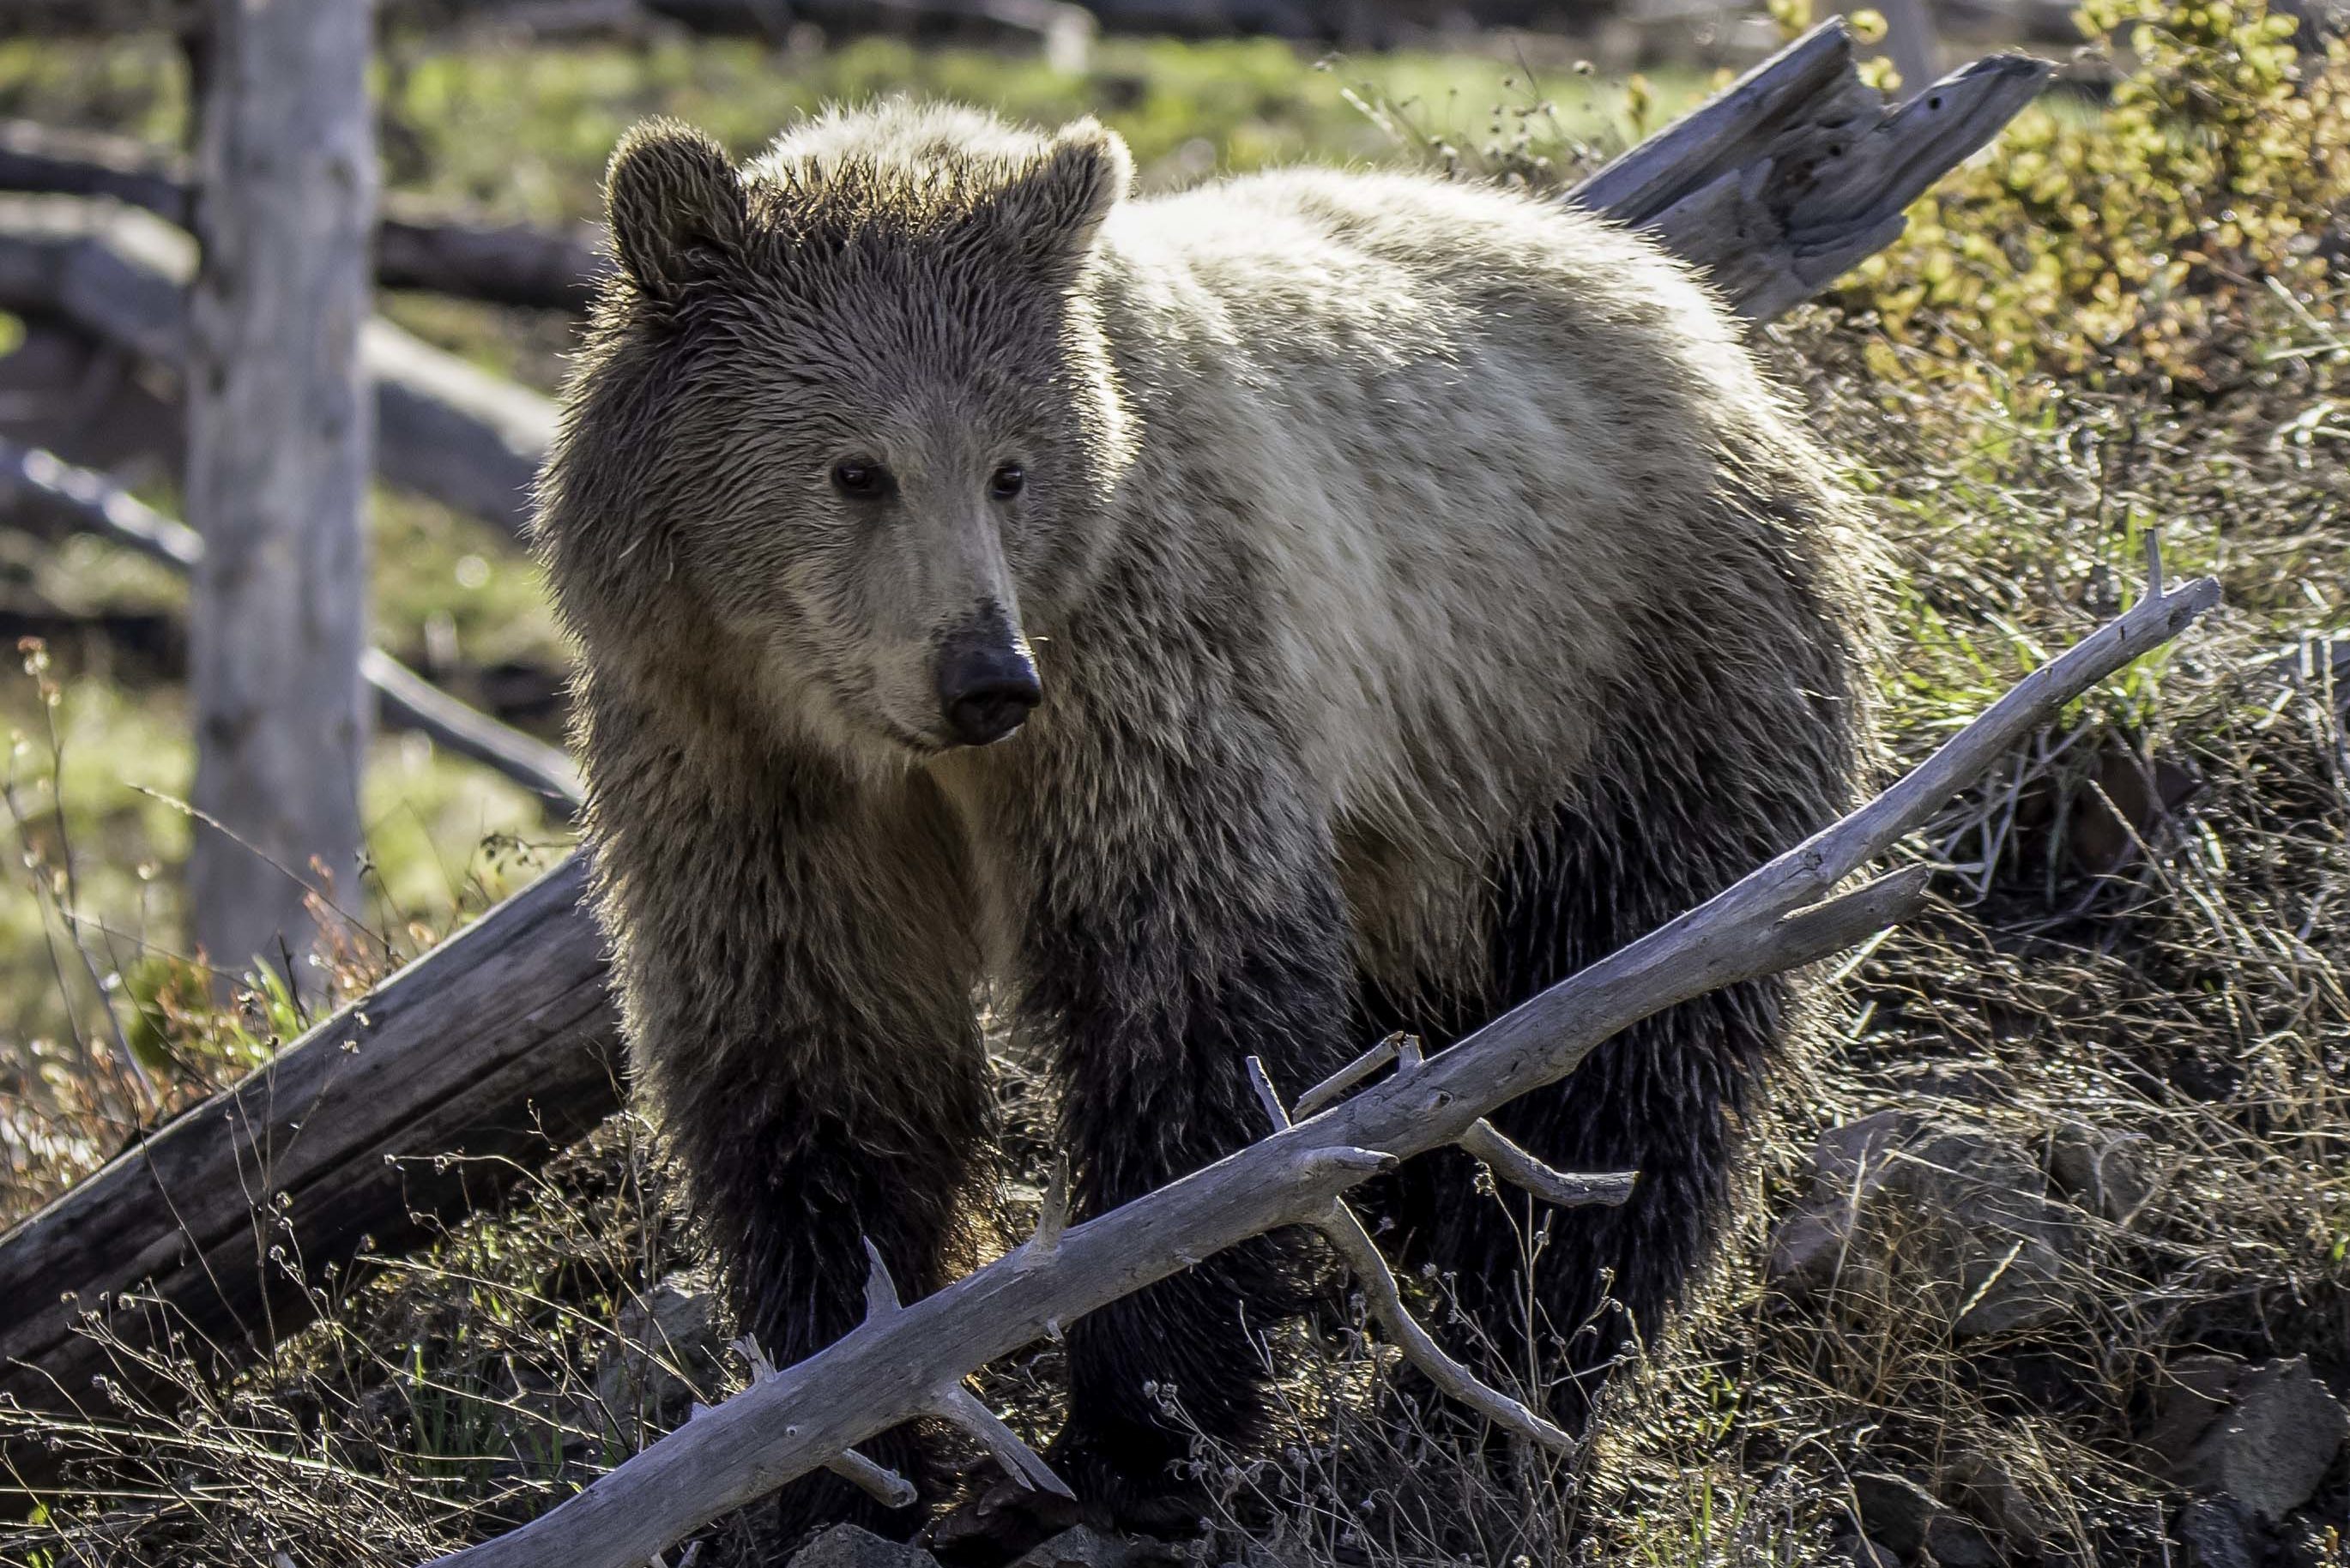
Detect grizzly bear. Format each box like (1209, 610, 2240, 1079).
(534, 102, 1874, 1535)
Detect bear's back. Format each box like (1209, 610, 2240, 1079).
(1078, 170, 1844, 946)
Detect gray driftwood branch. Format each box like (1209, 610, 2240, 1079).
(426, 542, 2219, 1568)
(1568, 21, 2052, 321)
(0, 439, 582, 807)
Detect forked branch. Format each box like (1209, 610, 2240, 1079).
(426, 546, 2217, 1568)
(1251, 1054, 1573, 1453)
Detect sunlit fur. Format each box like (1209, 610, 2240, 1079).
(535, 101, 1877, 1531)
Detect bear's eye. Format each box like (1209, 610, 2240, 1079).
(988, 462, 1026, 501)
(832, 459, 886, 498)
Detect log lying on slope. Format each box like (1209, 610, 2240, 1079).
(0, 17, 2046, 1494)
(0, 858, 621, 1469)
(0, 117, 610, 311)
(0, 194, 554, 540)
(0, 440, 583, 808)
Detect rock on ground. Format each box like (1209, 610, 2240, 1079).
(2142, 1354, 2350, 1523)
(2174, 1495, 2260, 1568)
(786, 1523, 940, 1568)
(1849, 1470, 2000, 1567)
(2045, 1119, 2160, 1223)
(1012, 1525, 1187, 1566)
(1771, 1111, 2083, 1335)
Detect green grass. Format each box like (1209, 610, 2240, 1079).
(373, 34, 1697, 221)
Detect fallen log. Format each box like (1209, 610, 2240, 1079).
(0, 440, 583, 807)
(0, 117, 610, 312)
(0, 857, 621, 1475)
(0, 194, 554, 539)
(430, 544, 2220, 1568)
(0, 17, 2047, 1496)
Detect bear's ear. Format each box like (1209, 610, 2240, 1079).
(992, 118, 1132, 280)
(604, 118, 747, 304)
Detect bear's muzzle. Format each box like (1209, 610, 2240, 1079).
(934, 607, 1041, 746)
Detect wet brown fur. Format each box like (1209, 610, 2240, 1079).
(534, 102, 1876, 1534)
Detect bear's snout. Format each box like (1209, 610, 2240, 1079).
(934, 616, 1041, 747)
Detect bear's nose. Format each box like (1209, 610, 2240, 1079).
(937, 647, 1042, 747)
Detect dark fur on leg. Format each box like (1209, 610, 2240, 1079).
(669, 1063, 990, 1540)
(585, 739, 995, 1541)
(1006, 683, 1357, 1523)
(1035, 914, 1354, 1521)
(1363, 531, 1866, 1431)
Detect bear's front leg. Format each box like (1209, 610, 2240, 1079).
(599, 763, 990, 1543)
(1003, 709, 1356, 1527)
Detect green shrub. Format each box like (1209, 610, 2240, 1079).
(1839, 0, 2349, 390)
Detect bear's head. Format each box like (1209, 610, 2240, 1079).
(538, 104, 1136, 769)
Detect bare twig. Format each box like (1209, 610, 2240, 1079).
(1025, 1156, 1072, 1263)
(1309, 1198, 1573, 1452)
(852, 1239, 1074, 1499)
(1456, 1121, 1636, 1210)
(1293, 1031, 1642, 1209)
(1290, 1034, 1400, 1119)
(820, 1450, 916, 1511)
(1253, 1054, 1575, 1452)
(935, 1384, 1075, 1500)
(0, 438, 582, 809)
(722, 1335, 916, 1509)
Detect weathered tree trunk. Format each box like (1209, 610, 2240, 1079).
(184, 0, 378, 994)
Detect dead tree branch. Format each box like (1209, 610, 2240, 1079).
(1568, 22, 2052, 321)
(0, 194, 553, 538)
(1249, 1053, 1575, 1454)
(0, 440, 582, 807)
(424, 544, 2219, 1568)
(0, 117, 610, 311)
